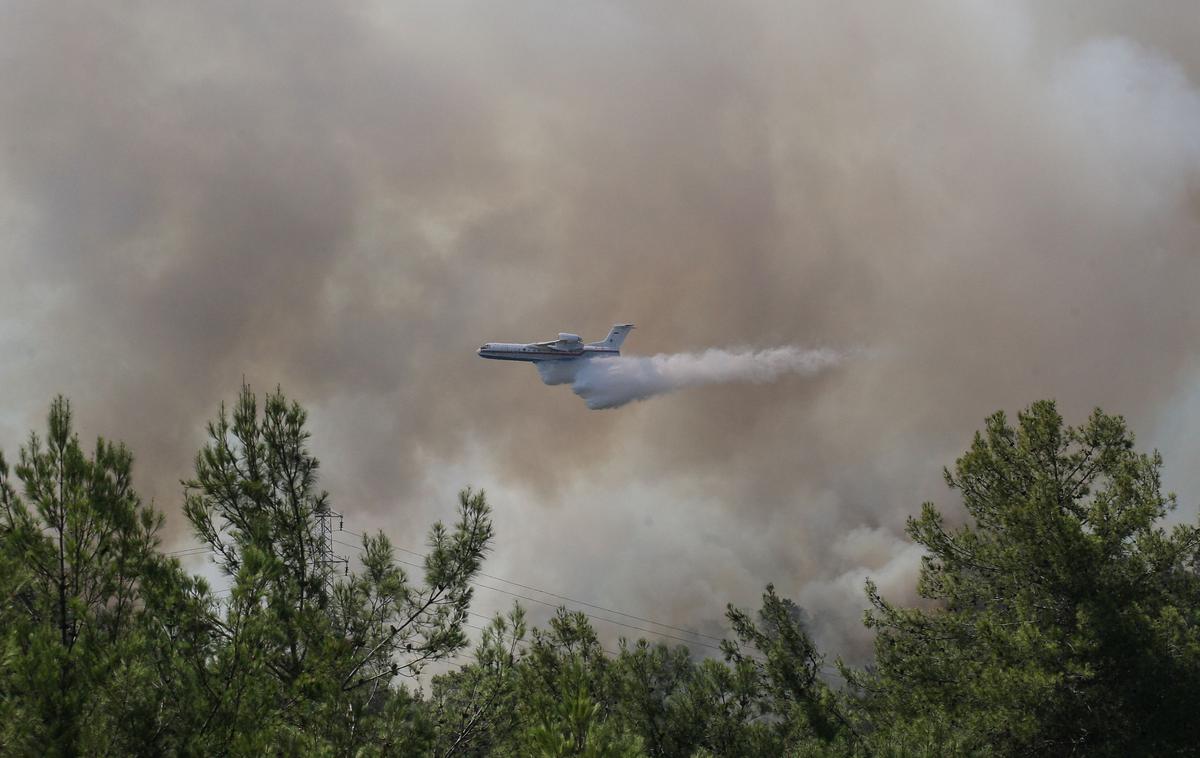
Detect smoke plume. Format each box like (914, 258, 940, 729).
(2, 1, 1200, 665)
(537, 347, 849, 409)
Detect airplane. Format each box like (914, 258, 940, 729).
(477, 324, 634, 362)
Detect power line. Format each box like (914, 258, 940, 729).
(332, 538, 713, 649)
(166, 547, 211, 557)
(379, 551, 730, 656)
(461, 620, 619, 659)
(339, 529, 726, 645)
(169, 530, 738, 657)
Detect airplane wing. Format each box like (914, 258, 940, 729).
(537, 333, 583, 345)
(531, 333, 584, 352)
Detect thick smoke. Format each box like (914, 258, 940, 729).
(2, 1, 1200, 664)
(537, 347, 849, 409)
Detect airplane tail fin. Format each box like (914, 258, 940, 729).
(590, 324, 634, 350)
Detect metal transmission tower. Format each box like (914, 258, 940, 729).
(316, 506, 348, 592)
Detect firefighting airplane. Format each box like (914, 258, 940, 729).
(477, 324, 634, 362)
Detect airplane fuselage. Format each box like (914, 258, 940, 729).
(476, 342, 618, 362)
(478, 324, 634, 362)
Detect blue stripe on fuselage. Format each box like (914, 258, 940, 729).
(478, 348, 617, 362)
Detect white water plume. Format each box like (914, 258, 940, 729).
(537, 347, 850, 410)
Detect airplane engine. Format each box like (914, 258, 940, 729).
(558, 333, 582, 343)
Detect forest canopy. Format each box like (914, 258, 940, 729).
(2, 388, 1198, 756)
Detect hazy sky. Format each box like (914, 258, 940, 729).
(2, 0, 1199, 661)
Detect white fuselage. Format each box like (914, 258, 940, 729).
(476, 342, 618, 362)
(478, 324, 633, 364)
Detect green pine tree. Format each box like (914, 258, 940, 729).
(853, 401, 1200, 755)
(0, 396, 165, 756)
(170, 384, 494, 753)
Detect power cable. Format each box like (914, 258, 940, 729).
(166, 547, 211, 557)
(168, 530, 740, 658)
(461, 620, 619, 659)
(333, 537, 699, 645)
(340, 529, 726, 645)
(379, 551, 730, 656)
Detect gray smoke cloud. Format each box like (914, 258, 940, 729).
(2, 1, 1200, 663)
(537, 347, 850, 409)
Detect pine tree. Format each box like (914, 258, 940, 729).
(854, 401, 1200, 754)
(725, 585, 858, 755)
(0, 396, 165, 756)
(173, 384, 493, 752)
(431, 605, 528, 757)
